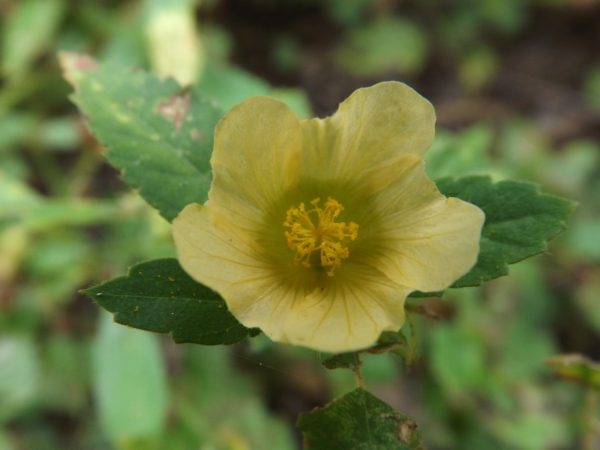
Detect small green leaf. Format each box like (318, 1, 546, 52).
(60, 53, 223, 222)
(297, 388, 424, 450)
(546, 354, 600, 390)
(82, 258, 258, 345)
(321, 352, 361, 371)
(437, 176, 576, 288)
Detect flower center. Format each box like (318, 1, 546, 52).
(283, 197, 359, 277)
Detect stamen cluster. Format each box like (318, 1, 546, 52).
(284, 197, 359, 277)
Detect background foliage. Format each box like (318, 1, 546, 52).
(1, 0, 599, 449)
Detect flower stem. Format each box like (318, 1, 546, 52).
(405, 313, 417, 366)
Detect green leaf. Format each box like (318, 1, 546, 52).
(198, 63, 271, 112)
(437, 176, 576, 288)
(321, 352, 361, 371)
(1, 0, 66, 78)
(82, 258, 258, 345)
(94, 312, 168, 444)
(335, 17, 428, 76)
(297, 388, 424, 450)
(0, 337, 41, 424)
(60, 53, 223, 221)
(546, 354, 600, 390)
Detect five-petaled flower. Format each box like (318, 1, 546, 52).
(173, 82, 485, 353)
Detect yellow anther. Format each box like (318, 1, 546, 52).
(283, 197, 358, 276)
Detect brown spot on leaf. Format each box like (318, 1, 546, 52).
(58, 52, 98, 91)
(397, 419, 418, 444)
(156, 92, 191, 132)
(72, 54, 98, 72)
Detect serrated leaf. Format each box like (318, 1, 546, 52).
(436, 176, 575, 288)
(546, 354, 600, 390)
(60, 53, 223, 221)
(297, 388, 424, 450)
(82, 258, 258, 345)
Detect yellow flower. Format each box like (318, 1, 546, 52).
(173, 82, 484, 353)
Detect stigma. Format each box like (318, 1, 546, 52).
(283, 197, 359, 277)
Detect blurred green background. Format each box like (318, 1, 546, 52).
(1, 0, 600, 449)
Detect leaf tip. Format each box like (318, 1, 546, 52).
(58, 52, 99, 91)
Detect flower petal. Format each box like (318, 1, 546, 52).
(354, 158, 485, 292)
(209, 96, 302, 235)
(173, 203, 317, 342)
(283, 261, 410, 353)
(299, 82, 435, 199)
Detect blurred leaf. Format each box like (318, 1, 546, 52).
(501, 321, 555, 380)
(0, 173, 121, 232)
(297, 388, 424, 449)
(60, 53, 222, 222)
(491, 413, 569, 450)
(325, 0, 377, 26)
(498, 118, 549, 176)
(0, 172, 40, 210)
(94, 312, 168, 445)
(0, 225, 29, 286)
(1, 0, 66, 78)
(0, 431, 15, 450)
(41, 335, 89, 412)
(430, 325, 487, 398)
(546, 354, 600, 390)
(436, 176, 576, 288)
(458, 46, 498, 93)
(37, 117, 81, 151)
(83, 258, 259, 345)
(272, 35, 301, 73)
(198, 63, 271, 111)
(144, 0, 202, 86)
(477, 0, 527, 34)
(566, 217, 600, 261)
(270, 87, 312, 119)
(336, 17, 428, 77)
(360, 353, 399, 385)
(425, 124, 494, 181)
(101, 10, 147, 67)
(0, 337, 41, 424)
(25, 232, 91, 306)
(171, 346, 296, 450)
(541, 139, 600, 197)
(201, 25, 234, 65)
(0, 114, 37, 153)
(584, 65, 600, 112)
(24, 201, 122, 231)
(576, 270, 600, 331)
(198, 62, 312, 118)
